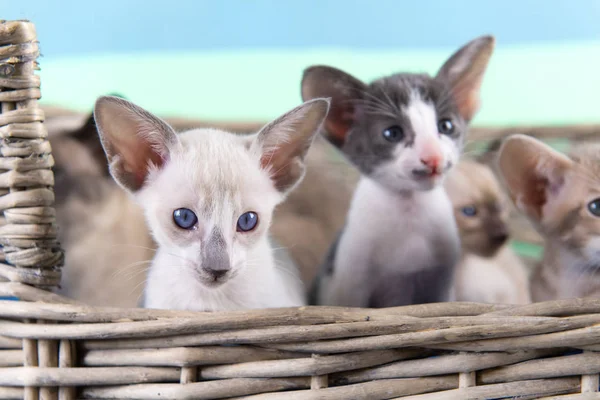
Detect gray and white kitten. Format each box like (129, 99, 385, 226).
(93, 96, 330, 311)
(303, 35, 495, 307)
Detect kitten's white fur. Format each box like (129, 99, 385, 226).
(94, 97, 329, 311)
(319, 96, 460, 306)
(140, 129, 304, 311)
(321, 178, 459, 305)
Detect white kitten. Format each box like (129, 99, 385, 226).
(93, 96, 330, 311)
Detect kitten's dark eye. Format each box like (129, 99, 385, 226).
(173, 208, 198, 229)
(382, 125, 404, 142)
(438, 119, 455, 135)
(237, 211, 259, 232)
(461, 206, 477, 217)
(588, 199, 600, 217)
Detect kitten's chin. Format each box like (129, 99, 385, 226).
(396, 174, 446, 192)
(411, 176, 443, 191)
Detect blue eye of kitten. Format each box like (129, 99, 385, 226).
(438, 118, 455, 135)
(382, 125, 404, 142)
(588, 199, 600, 217)
(173, 208, 198, 229)
(237, 211, 259, 232)
(461, 206, 477, 217)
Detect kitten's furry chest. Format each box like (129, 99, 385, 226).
(342, 177, 459, 275)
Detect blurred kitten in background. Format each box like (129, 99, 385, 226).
(48, 106, 154, 307)
(445, 157, 531, 304)
(498, 135, 600, 301)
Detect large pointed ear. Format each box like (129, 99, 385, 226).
(301, 66, 366, 148)
(93, 96, 178, 193)
(253, 98, 330, 194)
(436, 35, 495, 123)
(497, 134, 574, 227)
(68, 93, 130, 177)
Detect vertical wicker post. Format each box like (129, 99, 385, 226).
(0, 20, 63, 289)
(0, 20, 64, 400)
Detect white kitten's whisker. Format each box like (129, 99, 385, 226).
(112, 266, 149, 283)
(268, 246, 289, 252)
(109, 259, 153, 280)
(131, 278, 148, 301)
(108, 244, 158, 252)
(165, 251, 194, 264)
(109, 263, 150, 286)
(274, 264, 303, 284)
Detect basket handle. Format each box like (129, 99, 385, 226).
(0, 20, 64, 292)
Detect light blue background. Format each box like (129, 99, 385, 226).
(4, 1, 600, 128)
(4, 0, 600, 56)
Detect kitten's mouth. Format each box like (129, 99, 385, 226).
(197, 268, 240, 288)
(411, 163, 452, 181)
(412, 168, 440, 179)
(197, 271, 230, 287)
(199, 275, 228, 287)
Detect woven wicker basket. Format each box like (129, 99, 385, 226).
(3, 19, 600, 400)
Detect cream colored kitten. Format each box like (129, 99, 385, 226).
(445, 159, 531, 304)
(93, 96, 329, 311)
(498, 135, 600, 301)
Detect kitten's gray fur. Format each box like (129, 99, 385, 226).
(303, 35, 495, 307)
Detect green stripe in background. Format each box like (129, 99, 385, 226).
(513, 242, 544, 260)
(38, 42, 600, 263)
(39, 40, 600, 126)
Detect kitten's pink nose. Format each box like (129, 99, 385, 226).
(420, 156, 441, 172)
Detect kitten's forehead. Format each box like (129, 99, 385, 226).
(369, 73, 451, 112)
(178, 128, 255, 190)
(155, 128, 274, 214)
(570, 144, 600, 186)
(558, 144, 600, 206)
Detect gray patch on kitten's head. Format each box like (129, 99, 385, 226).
(302, 35, 494, 192)
(340, 73, 467, 175)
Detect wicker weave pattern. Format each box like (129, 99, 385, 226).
(0, 20, 63, 289)
(2, 289, 600, 399)
(2, 19, 600, 400)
